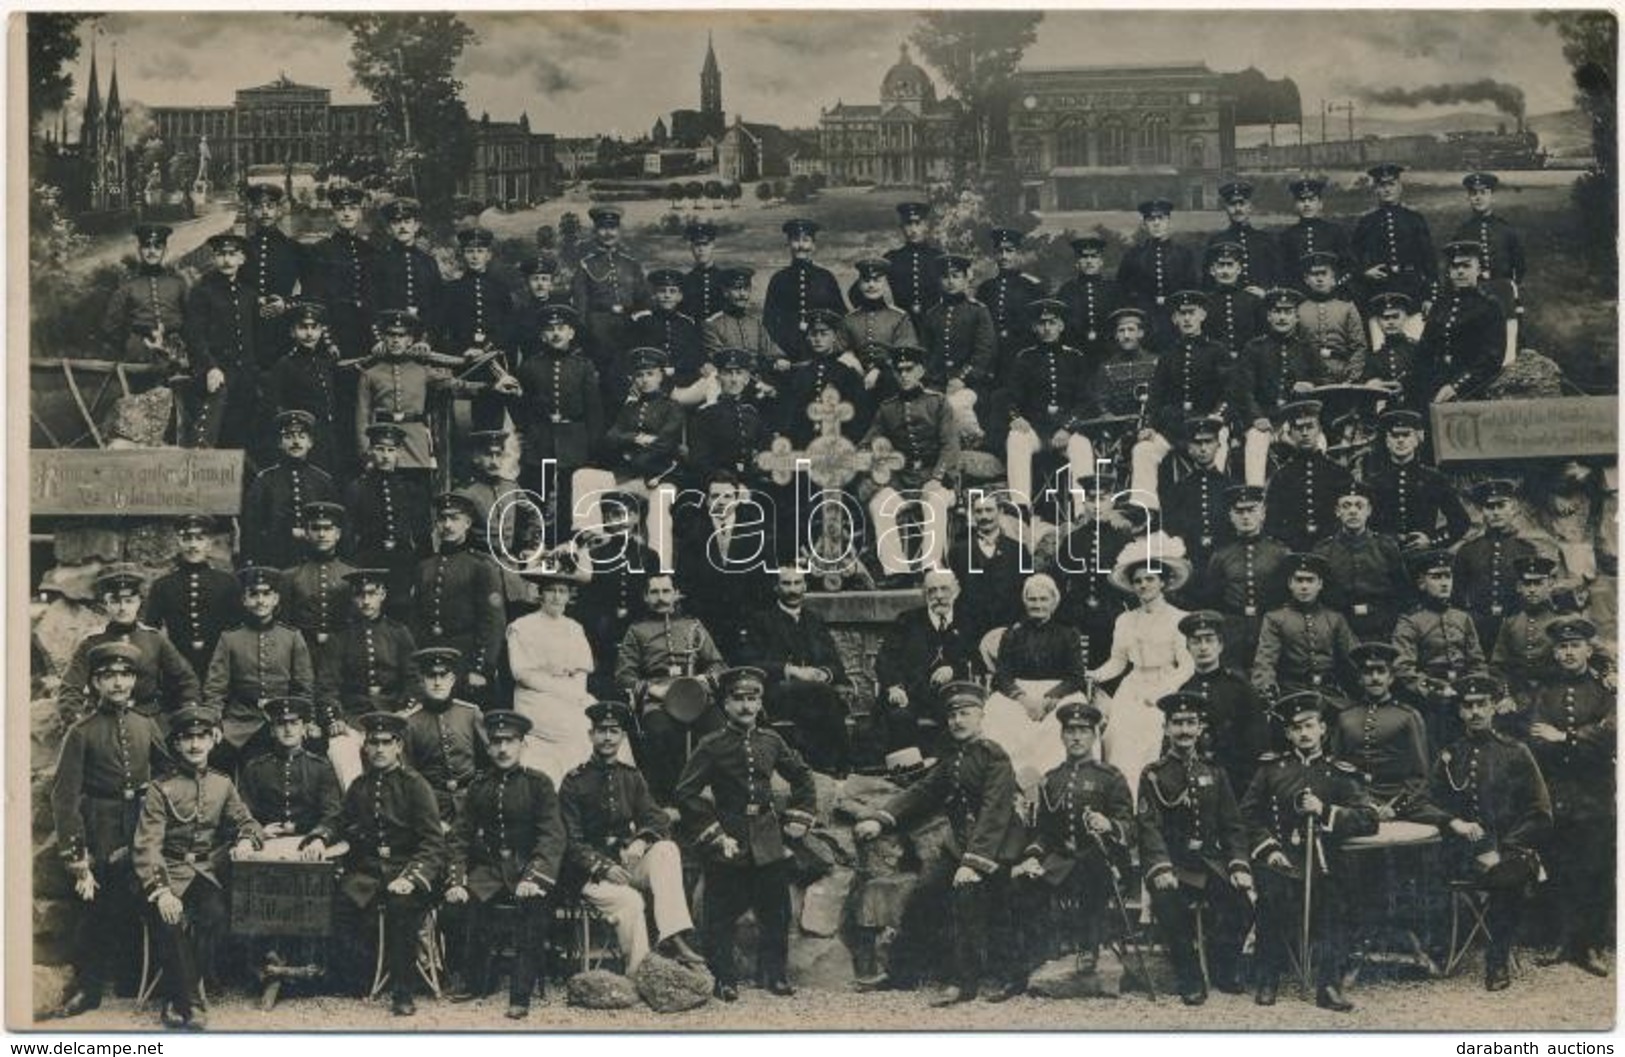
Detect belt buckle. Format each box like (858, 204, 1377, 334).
(431, 624, 444, 638)
(1156, 296, 1166, 306)
(1087, 330, 1097, 342)
(1491, 604, 1504, 616)
(1353, 604, 1370, 616)
(550, 414, 563, 424)
(191, 640, 205, 651)
(368, 685, 383, 698)
(745, 804, 762, 817)
(316, 632, 329, 645)
(124, 789, 136, 801)
(1244, 605, 1258, 618)
(379, 846, 392, 859)
(1187, 839, 1203, 851)
(384, 540, 397, 551)
(501, 848, 514, 860)
(611, 305, 624, 315)
(183, 852, 198, 864)
(446, 779, 460, 792)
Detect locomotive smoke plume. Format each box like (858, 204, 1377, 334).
(1360, 79, 1526, 124)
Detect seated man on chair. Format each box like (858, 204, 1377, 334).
(1010, 701, 1135, 997)
(1411, 674, 1551, 992)
(560, 700, 705, 974)
(859, 341, 957, 576)
(334, 712, 444, 1016)
(738, 566, 852, 775)
(1137, 691, 1255, 1005)
(132, 705, 264, 1031)
(444, 711, 566, 1019)
(873, 567, 979, 756)
(239, 695, 342, 843)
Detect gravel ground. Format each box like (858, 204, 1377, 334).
(45, 960, 1614, 1033)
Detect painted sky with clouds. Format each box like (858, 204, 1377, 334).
(60, 9, 1579, 139)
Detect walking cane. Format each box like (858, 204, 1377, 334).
(1091, 830, 1156, 1002)
(1300, 812, 1317, 995)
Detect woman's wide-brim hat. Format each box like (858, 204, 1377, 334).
(1109, 553, 1191, 594)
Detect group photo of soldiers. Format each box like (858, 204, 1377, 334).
(20, 7, 1618, 1038)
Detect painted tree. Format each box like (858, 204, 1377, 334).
(27, 14, 87, 137)
(910, 11, 1043, 171)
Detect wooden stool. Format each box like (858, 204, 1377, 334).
(370, 906, 445, 999)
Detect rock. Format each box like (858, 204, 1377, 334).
(832, 774, 900, 822)
(33, 838, 73, 902)
(1027, 949, 1123, 999)
(33, 900, 75, 966)
(770, 770, 843, 826)
(851, 872, 915, 930)
(786, 934, 853, 990)
(799, 866, 854, 937)
(33, 595, 105, 674)
(105, 387, 174, 447)
(855, 833, 907, 877)
(566, 969, 639, 1010)
(632, 952, 713, 1013)
(34, 964, 72, 1019)
(33, 700, 65, 776)
(908, 815, 955, 869)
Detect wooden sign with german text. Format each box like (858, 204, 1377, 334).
(1430, 397, 1618, 463)
(30, 449, 245, 516)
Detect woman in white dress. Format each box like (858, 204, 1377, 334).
(505, 556, 608, 783)
(1088, 552, 1194, 805)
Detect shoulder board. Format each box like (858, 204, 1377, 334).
(565, 762, 590, 778)
(136, 621, 160, 632)
(1020, 273, 1042, 285)
(705, 311, 726, 323)
(451, 699, 480, 712)
(400, 702, 423, 716)
(1332, 760, 1358, 773)
(1258, 751, 1280, 763)
(629, 310, 651, 321)
(674, 311, 696, 324)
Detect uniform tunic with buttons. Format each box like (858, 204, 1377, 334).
(280, 553, 359, 669)
(240, 746, 343, 837)
(1524, 667, 1615, 823)
(1003, 342, 1090, 437)
(1210, 224, 1282, 290)
(1251, 601, 1358, 695)
(261, 346, 344, 469)
(1490, 602, 1564, 696)
(1454, 528, 1540, 634)
(443, 269, 518, 355)
(687, 394, 766, 481)
(511, 347, 604, 472)
(978, 270, 1048, 379)
(184, 270, 258, 377)
(860, 387, 958, 490)
(1280, 219, 1352, 286)
(874, 735, 1024, 874)
(1353, 203, 1436, 302)
(682, 264, 725, 323)
(1392, 602, 1487, 699)
(1450, 212, 1525, 285)
(1176, 667, 1270, 795)
(372, 241, 445, 340)
(447, 765, 567, 900)
(1366, 455, 1471, 549)
(884, 243, 945, 322)
(1203, 285, 1264, 361)
(1418, 286, 1506, 399)
(572, 249, 650, 320)
(246, 227, 307, 364)
(144, 560, 245, 683)
(51, 703, 169, 866)
(1025, 757, 1135, 884)
(57, 623, 201, 722)
(356, 355, 452, 471)
(132, 766, 261, 898)
(1361, 333, 1425, 410)
(1056, 274, 1123, 359)
(403, 698, 489, 820)
(1412, 729, 1550, 865)
(1231, 329, 1319, 425)
(1149, 335, 1229, 439)
(764, 261, 848, 363)
(1263, 447, 1352, 553)
(558, 757, 669, 887)
(614, 615, 726, 696)
(337, 763, 444, 906)
(1239, 750, 1378, 867)
(1311, 528, 1410, 638)
(1118, 238, 1200, 322)
(305, 229, 377, 357)
(776, 353, 868, 447)
(102, 265, 189, 362)
(343, 468, 432, 570)
(1196, 532, 1290, 670)
(203, 621, 315, 748)
(629, 308, 706, 388)
(315, 614, 418, 725)
(920, 294, 997, 390)
(1329, 697, 1430, 807)
(1138, 751, 1251, 883)
(412, 541, 505, 678)
(703, 308, 786, 373)
(675, 724, 817, 867)
(243, 459, 339, 569)
(1294, 294, 1368, 383)
(605, 391, 685, 478)
(1162, 463, 1236, 573)
(841, 303, 918, 359)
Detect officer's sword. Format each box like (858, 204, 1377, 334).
(1090, 829, 1156, 1002)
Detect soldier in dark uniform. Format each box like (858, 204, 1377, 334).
(738, 566, 852, 774)
(1353, 163, 1436, 307)
(1365, 409, 1471, 551)
(1454, 478, 1542, 649)
(843, 258, 919, 377)
(239, 696, 343, 842)
(884, 200, 944, 327)
(243, 409, 340, 569)
(861, 342, 959, 575)
(443, 710, 566, 1019)
(560, 700, 704, 972)
(344, 424, 432, 619)
(1524, 617, 1615, 977)
(1176, 611, 1269, 793)
(630, 268, 707, 406)
(1240, 690, 1378, 1011)
(571, 205, 650, 394)
(1131, 290, 1231, 505)
(1330, 643, 1430, 819)
(401, 647, 488, 823)
(1312, 479, 1410, 642)
(1057, 235, 1122, 361)
(1412, 674, 1551, 991)
(1160, 415, 1236, 574)
(1421, 240, 1508, 404)
(919, 254, 996, 401)
(1251, 552, 1358, 699)
(1490, 555, 1567, 696)
(873, 568, 979, 753)
(1010, 701, 1135, 994)
(1263, 399, 1352, 553)
(1001, 299, 1092, 516)
(764, 218, 847, 364)
(775, 309, 867, 447)
(132, 705, 263, 1031)
(512, 253, 564, 367)
(1394, 550, 1489, 750)
(855, 682, 1024, 1004)
(184, 232, 260, 451)
(443, 227, 520, 434)
(203, 566, 314, 775)
(703, 267, 785, 377)
(1232, 287, 1316, 487)
(1362, 292, 1426, 411)
(414, 492, 506, 706)
(978, 227, 1048, 382)
(315, 568, 418, 732)
(280, 501, 357, 678)
(143, 514, 244, 683)
(675, 666, 818, 1000)
(243, 184, 305, 367)
(1118, 198, 1199, 348)
(604, 347, 685, 485)
(304, 185, 375, 473)
(58, 565, 200, 727)
(1195, 485, 1291, 672)
(372, 197, 444, 341)
(576, 491, 661, 693)
(48, 642, 171, 1019)
(1202, 241, 1264, 369)
(102, 222, 188, 379)
(1279, 178, 1352, 290)
(680, 221, 725, 323)
(508, 303, 603, 541)
(261, 299, 344, 472)
(1453, 172, 1525, 326)
(685, 348, 766, 484)
(332, 711, 444, 1016)
(1138, 690, 1256, 1004)
(1210, 179, 1280, 293)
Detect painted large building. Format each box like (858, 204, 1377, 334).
(458, 112, 558, 205)
(151, 75, 382, 173)
(818, 44, 960, 187)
